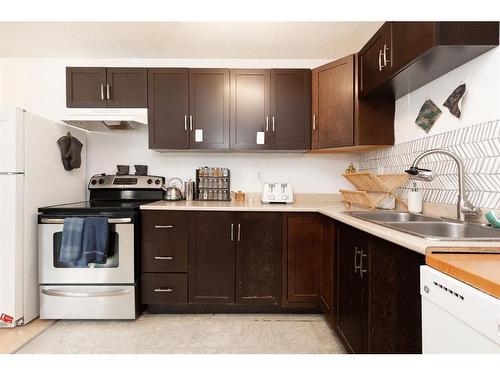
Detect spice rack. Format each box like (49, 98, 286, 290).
(195, 167, 231, 201)
(340, 172, 408, 210)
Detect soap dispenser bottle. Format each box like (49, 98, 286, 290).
(408, 182, 423, 213)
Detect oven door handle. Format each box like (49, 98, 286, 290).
(39, 218, 132, 224)
(41, 288, 132, 298)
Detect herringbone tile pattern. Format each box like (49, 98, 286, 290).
(359, 120, 500, 209)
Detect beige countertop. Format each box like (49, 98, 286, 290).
(140, 200, 500, 255)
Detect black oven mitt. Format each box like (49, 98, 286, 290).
(57, 133, 83, 171)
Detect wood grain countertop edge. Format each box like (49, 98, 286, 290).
(425, 254, 500, 299)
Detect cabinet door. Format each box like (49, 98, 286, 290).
(189, 69, 230, 150)
(368, 236, 424, 353)
(270, 69, 311, 150)
(106, 68, 148, 108)
(320, 218, 336, 325)
(235, 213, 282, 305)
(336, 224, 355, 351)
(148, 68, 189, 149)
(337, 223, 368, 354)
(359, 22, 392, 97)
(391, 22, 436, 74)
(311, 55, 354, 149)
(66, 67, 107, 108)
(188, 212, 236, 304)
(230, 69, 271, 150)
(285, 214, 321, 305)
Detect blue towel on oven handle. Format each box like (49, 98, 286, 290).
(82, 217, 109, 264)
(60, 217, 84, 263)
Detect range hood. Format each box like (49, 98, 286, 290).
(61, 108, 148, 131)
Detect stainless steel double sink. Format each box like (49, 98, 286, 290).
(345, 211, 500, 241)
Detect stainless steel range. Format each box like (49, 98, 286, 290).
(37, 174, 164, 320)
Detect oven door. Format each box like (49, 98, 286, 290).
(38, 217, 134, 284)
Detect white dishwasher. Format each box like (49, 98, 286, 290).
(420, 265, 500, 353)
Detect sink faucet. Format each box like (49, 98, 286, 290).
(405, 149, 480, 222)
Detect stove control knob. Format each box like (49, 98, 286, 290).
(98, 179, 104, 184)
(147, 179, 153, 185)
(282, 194, 288, 200)
(91, 179, 97, 185)
(269, 194, 275, 200)
(155, 179, 160, 185)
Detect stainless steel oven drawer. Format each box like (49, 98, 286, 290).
(39, 285, 136, 320)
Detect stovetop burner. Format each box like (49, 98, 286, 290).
(38, 173, 165, 216)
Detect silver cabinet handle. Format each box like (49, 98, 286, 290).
(231, 223, 234, 242)
(272, 116, 275, 132)
(40, 218, 131, 224)
(155, 225, 174, 229)
(382, 43, 390, 68)
(154, 288, 173, 293)
(312, 114, 316, 130)
(100, 84, 105, 100)
(189, 115, 193, 131)
(354, 246, 361, 274)
(265, 116, 269, 132)
(41, 288, 131, 298)
(184, 115, 188, 131)
(360, 250, 368, 278)
(237, 223, 241, 242)
(378, 49, 383, 72)
(154, 256, 173, 260)
(106, 83, 111, 100)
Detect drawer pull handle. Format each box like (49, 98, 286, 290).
(154, 256, 173, 260)
(155, 225, 174, 229)
(154, 288, 173, 293)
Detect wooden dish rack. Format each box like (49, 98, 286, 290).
(340, 172, 408, 211)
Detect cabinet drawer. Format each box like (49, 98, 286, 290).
(141, 242, 188, 273)
(141, 211, 188, 242)
(141, 273, 187, 305)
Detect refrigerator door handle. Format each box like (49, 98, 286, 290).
(0, 172, 24, 175)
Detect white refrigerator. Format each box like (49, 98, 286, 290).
(0, 107, 87, 328)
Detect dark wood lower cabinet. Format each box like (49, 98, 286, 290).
(283, 214, 322, 306)
(188, 212, 236, 304)
(320, 218, 336, 326)
(236, 212, 282, 305)
(368, 236, 424, 353)
(140, 209, 424, 354)
(335, 222, 424, 354)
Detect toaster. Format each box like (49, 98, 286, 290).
(261, 183, 294, 204)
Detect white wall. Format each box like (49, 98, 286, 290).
(394, 47, 500, 144)
(0, 57, 355, 193)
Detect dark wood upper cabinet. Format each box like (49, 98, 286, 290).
(311, 55, 394, 152)
(312, 56, 354, 149)
(66, 67, 147, 108)
(270, 69, 311, 150)
(148, 68, 189, 149)
(188, 212, 236, 304)
(283, 214, 322, 306)
(360, 21, 499, 99)
(358, 23, 393, 98)
(235, 212, 282, 305)
(230, 69, 271, 150)
(106, 68, 148, 108)
(189, 69, 230, 150)
(66, 67, 107, 108)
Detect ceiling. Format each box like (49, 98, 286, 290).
(0, 22, 382, 59)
